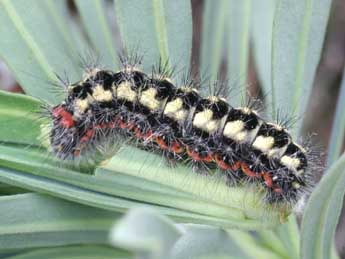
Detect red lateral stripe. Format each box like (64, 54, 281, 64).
(186, 147, 214, 162)
(214, 154, 241, 171)
(80, 129, 95, 143)
(52, 106, 75, 128)
(170, 141, 184, 154)
(241, 162, 261, 178)
(156, 136, 169, 150)
(262, 172, 273, 188)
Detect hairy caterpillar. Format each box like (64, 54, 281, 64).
(46, 55, 314, 206)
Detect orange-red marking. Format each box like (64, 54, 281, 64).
(155, 136, 169, 150)
(52, 106, 75, 128)
(262, 172, 273, 188)
(170, 141, 184, 154)
(214, 154, 240, 171)
(273, 187, 283, 193)
(241, 162, 261, 178)
(186, 147, 213, 163)
(80, 129, 95, 143)
(134, 128, 153, 140)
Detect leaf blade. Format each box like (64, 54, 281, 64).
(0, 0, 81, 104)
(115, 0, 192, 72)
(0, 91, 41, 145)
(271, 0, 332, 128)
(75, 0, 119, 69)
(301, 153, 345, 259)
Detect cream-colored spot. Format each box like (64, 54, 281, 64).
(117, 81, 137, 102)
(241, 107, 251, 114)
(267, 147, 286, 158)
(140, 87, 161, 111)
(280, 155, 301, 171)
(164, 98, 183, 114)
(235, 132, 249, 142)
(164, 98, 188, 122)
(92, 84, 113, 102)
(174, 109, 189, 121)
(75, 98, 89, 114)
(292, 181, 301, 189)
(252, 136, 274, 153)
(193, 109, 220, 133)
(208, 96, 219, 102)
(223, 120, 245, 139)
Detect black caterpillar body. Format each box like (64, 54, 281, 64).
(48, 59, 313, 205)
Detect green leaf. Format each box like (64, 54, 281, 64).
(0, 183, 27, 195)
(75, 0, 119, 69)
(200, 0, 228, 82)
(227, 0, 251, 106)
(110, 207, 182, 259)
(301, 153, 345, 259)
(0, 0, 83, 104)
(0, 193, 121, 250)
(4, 245, 131, 259)
(0, 143, 284, 230)
(110, 208, 281, 259)
(251, 0, 275, 110)
(0, 91, 41, 145)
(102, 146, 286, 227)
(271, 0, 332, 128)
(326, 67, 345, 167)
(273, 216, 300, 259)
(42, 0, 88, 62)
(115, 0, 192, 72)
(170, 226, 256, 259)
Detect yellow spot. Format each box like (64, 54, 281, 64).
(75, 98, 89, 114)
(193, 109, 220, 133)
(252, 136, 274, 153)
(281, 156, 301, 171)
(92, 84, 113, 102)
(139, 87, 162, 111)
(208, 96, 219, 102)
(164, 98, 188, 122)
(242, 107, 251, 114)
(117, 81, 137, 102)
(292, 182, 301, 189)
(223, 120, 245, 138)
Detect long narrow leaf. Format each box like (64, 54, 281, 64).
(227, 0, 251, 106)
(0, 91, 41, 145)
(115, 0, 192, 72)
(0, 193, 119, 250)
(251, 0, 275, 111)
(200, 0, 228, 82)
(301, 153, 345, 259)
(0, 143, 283, 230)
(271, 0, 332, 130)
(0, 0, 82, 104)
(5, 245, 130, 259)
(75, 0, 119, 69)
(326, 66, 345, 167)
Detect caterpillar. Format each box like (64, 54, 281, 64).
(47, 55, 314, 206)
